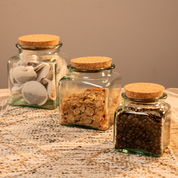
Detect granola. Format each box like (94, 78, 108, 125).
(60, 87, 121, 130)
(60, 87, 108, 130)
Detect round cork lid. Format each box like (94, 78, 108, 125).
(124, 83, 165, 99)
(18, 34, 60, 47)
(70, 56, 112, 69)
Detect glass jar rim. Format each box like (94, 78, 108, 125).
(67, 63, 115, 72)
(16, 42, 63, 50)
(121, 92, 167, 102)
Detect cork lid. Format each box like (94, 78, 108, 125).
(18, 34, 60, 47)
(70, 56, 112, 69)
(124, 83, 165, 99)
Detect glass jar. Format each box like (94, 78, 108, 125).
(59, 56, 121, 130)
(8, 34, 69, 109)
(114, 91, 171, 157)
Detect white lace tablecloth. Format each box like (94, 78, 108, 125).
(0, 88, 178, 178)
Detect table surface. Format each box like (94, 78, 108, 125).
(0, 88, 178, 178)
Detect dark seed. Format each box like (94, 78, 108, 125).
(135, 139, 141, 146)
(115, 109, 164, 156)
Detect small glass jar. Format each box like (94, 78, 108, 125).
(8, 34, 69, 109)
(114, 84, 171, 157)
(59, 56, 121, 130)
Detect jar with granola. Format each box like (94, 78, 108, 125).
(59, 56, 121, 130)
(114, 83, 171, 157)
(8, 34, 69, 109)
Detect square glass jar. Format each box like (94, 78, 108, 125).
(59, 57, 121, 130)
(114, 92, 171, 157)
(8, 34, 69, 109)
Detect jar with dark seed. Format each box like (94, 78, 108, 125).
(114, 83, 171, 157)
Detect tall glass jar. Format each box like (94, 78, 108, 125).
(59, 56, 121, 130)
(8, 34, 69, 109)
(114, 83, 171, 157)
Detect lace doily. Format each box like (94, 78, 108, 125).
(0, 95, 178, 178)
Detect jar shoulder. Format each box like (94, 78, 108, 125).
(62, 71, 121, 80)
(8, 53, 64, 64)
(115, 101, 171, 115)
(58, 51, 70, 63)
(59, 71, 121, 88)
(8, 54, 19, 61)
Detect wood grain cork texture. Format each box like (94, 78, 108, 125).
(70, 56, 112, 69)
(124, 83, 165, 99)
(18, 34, 60, 47)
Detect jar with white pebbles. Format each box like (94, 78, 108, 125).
(8, 34, 69, 109)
